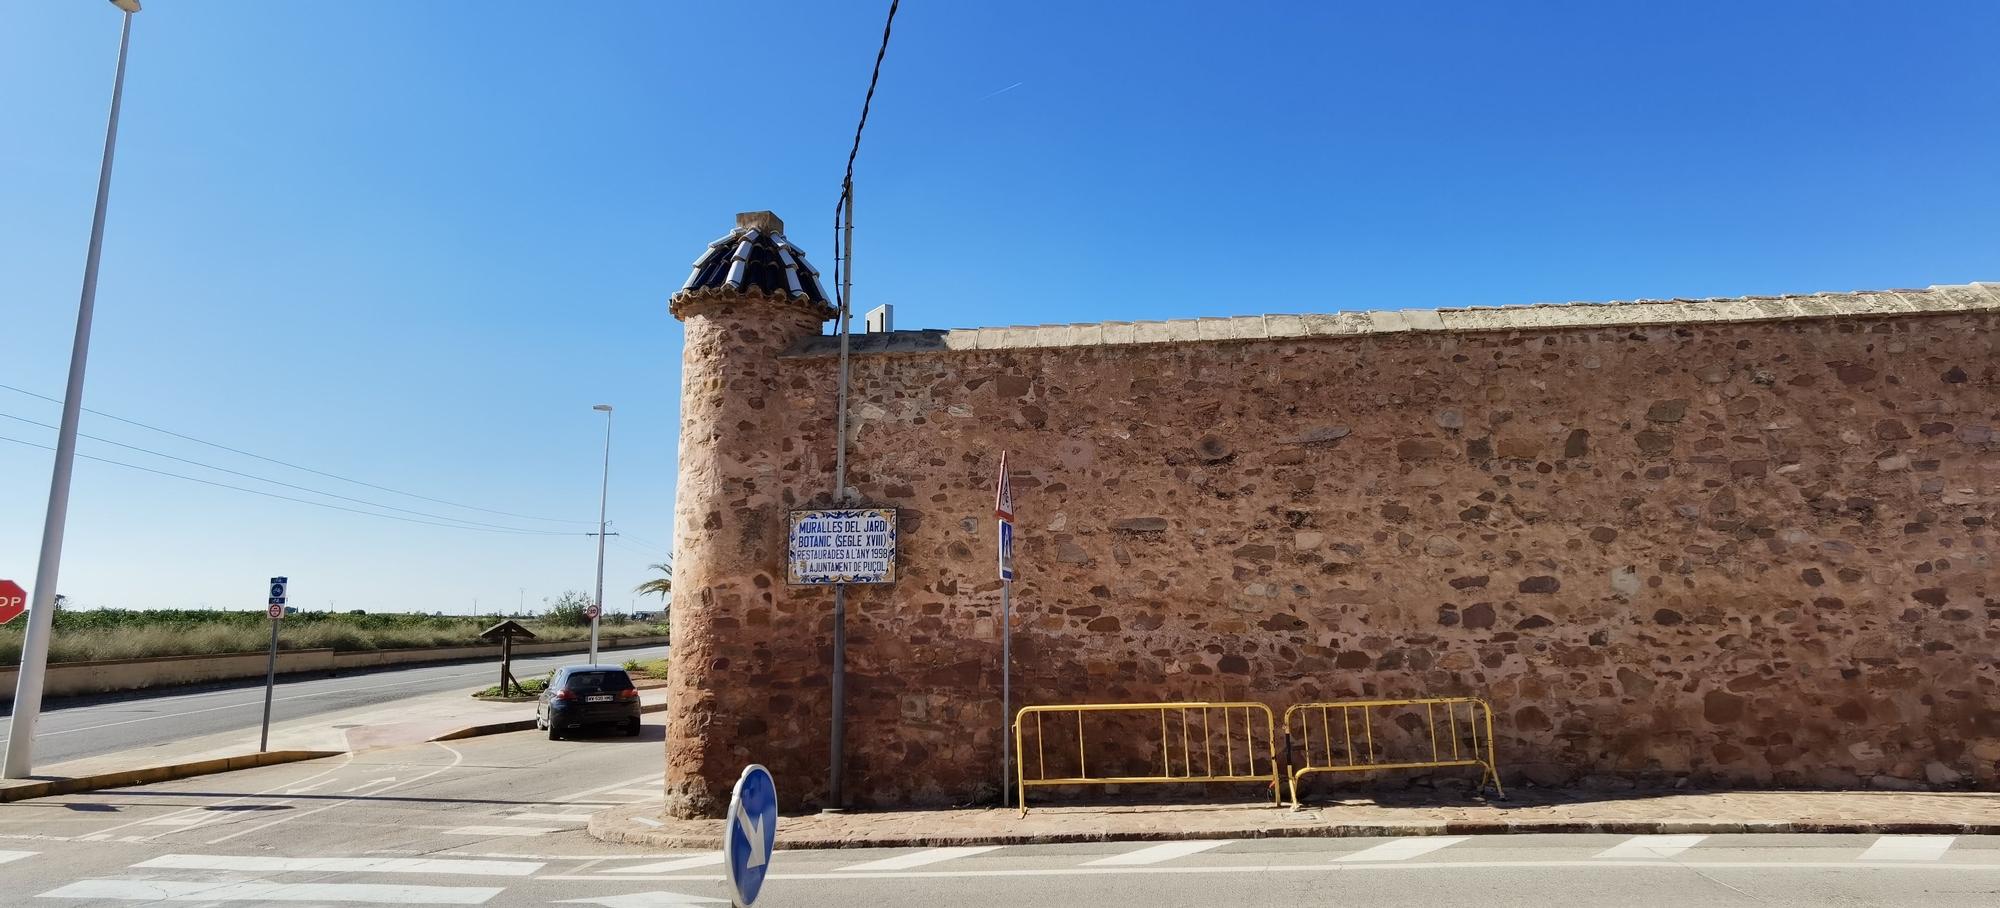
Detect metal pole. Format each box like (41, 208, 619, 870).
(826, 182, 856, 811)
(592, 407, 612, 664)
(5, 7, 135, 780)
(1000, 579, 1011, 807)
(259, 613, 279, 752)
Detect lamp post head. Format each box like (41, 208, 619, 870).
(110, 0, 141, 12)
(593, 404, 613, 413)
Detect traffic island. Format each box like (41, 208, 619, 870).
(588, 789, 2000, 850)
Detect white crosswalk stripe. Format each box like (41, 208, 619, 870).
(501, 812, 595, 823)
(837, 845, 1002, 871)
(1332, 836, 1469, 862)
(1594, 834, 1708, 859)
(599, 854, 725, 873)
(0, 850, 35, 865)
(37, 879, 503, 903)
(133, 854, 542, 876)
(444, 825, 561, 838)
(1859, 835, 1957, 861)
(1085, 840, 1234, 866)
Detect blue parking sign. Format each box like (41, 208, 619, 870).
(723, 764, 778, 906)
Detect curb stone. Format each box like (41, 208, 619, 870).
(585, 802, 2000, 850)
(0, 750, 341, 803)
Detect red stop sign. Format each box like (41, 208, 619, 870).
(0, 580, 26, 625)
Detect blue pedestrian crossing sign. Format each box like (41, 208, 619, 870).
(722, 763, 777, 906)
(998, 520, 1015, 582)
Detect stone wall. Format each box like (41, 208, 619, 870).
(665, 284, 2000, 815)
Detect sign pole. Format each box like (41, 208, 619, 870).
(994, 452, 1015, 808)
(259, 614, 278, 752)
(260, 576, 286, 753)
(829, 582, 846, 811)
(824, 182, 856, 813)
(1000, 578, 1010, 807)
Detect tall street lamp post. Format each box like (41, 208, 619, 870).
(591, 404, 613, 664)
(5, 0, 143, 780)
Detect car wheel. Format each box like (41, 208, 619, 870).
(624, 718, 641, 737)
(547, 723, 563, 741)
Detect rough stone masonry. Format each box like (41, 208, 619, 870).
(663, 212, 1998, 817)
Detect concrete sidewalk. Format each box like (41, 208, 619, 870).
(590, 788, 2000, 849)
(0, 678, 667, 801)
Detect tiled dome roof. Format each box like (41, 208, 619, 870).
(671, 211, 834, 320)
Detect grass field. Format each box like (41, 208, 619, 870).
(0, 608, 667, 666)
(622, 657, 670, 680)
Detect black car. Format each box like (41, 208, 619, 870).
(536, 665, 642, 739)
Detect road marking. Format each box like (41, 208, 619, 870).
(206, 742, 465, 845)
(600, 855, 725, 873)
(138, 815, 207, 827)
(1084, 840, 1234, 866)
(37, 879, 503, 903)
(555, 773, 665, 804)
(418, 850, 689, 861)
(1594, 834, 1707, 859)
(555, 892, 725, 906)
(342, 777, 400, 793)
(504, 813, 595, 822)
(607, 788, 660, 799)
(537, 858, 2000, 883)
(75, 753, 355, 840)
(135, 854, 542, 876)
(0, 850, 36, 864)
(1859, 835, 1957, 861)
(1332, 837, 1469, 862)
(445, 825, 562, 837)
(837, 846, 1003, 871)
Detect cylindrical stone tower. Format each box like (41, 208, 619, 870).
(664, 211, 834, 818)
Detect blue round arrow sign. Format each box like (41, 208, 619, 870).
(723, 763, 777, 906)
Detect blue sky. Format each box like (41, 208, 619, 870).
(4, 2, 1996, 613)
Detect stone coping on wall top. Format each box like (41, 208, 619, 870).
(784, 282, 2000, 357)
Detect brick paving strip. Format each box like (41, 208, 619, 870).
(590, 790, 2000, 850)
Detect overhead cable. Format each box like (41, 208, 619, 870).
(0, 433, 577, 537)
(0, 411, 566, 534)
(0, 382, 592, 524)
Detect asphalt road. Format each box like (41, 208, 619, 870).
(0, 723, 1993, 906)
(0, 642, 668, 766)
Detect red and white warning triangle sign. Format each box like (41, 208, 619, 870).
(994, 451, 1014, 522)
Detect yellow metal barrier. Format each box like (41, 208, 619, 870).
(1013, 702, 1281, 816)
(1282, 697, 1504, 807)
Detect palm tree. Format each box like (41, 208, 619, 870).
(633, 562, 672, 599)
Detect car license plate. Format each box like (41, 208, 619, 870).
(585, 694, 613, 703)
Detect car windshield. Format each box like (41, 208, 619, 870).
(563, 670, 633, 693)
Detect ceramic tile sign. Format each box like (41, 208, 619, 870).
(787, 508, 898, 584)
